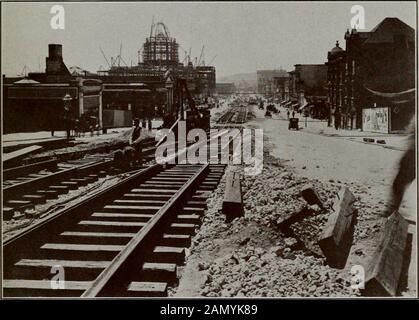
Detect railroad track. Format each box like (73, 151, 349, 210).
(3, 129, 235, 297)
(216, 106, 248, 124)
(2, 157, 114, 220)
(3, 162, 226, 297)
(2, 138, 166, 221)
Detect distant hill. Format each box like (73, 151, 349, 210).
(217, 72, 257, 89)
(218, 72, 256, 83)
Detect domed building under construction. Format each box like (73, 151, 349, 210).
(141, 22, 181, 67)
(100, 21, 216, 98)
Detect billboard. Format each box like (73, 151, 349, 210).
(362, 107, 390, 133)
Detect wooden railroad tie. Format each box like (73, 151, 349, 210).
(222, 171, 244, 222)
(318, 186, 357, 268)
(363, 211, 409, 296)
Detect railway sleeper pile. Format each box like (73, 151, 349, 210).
(3, 163, 226, 297)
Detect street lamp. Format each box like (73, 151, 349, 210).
(63, 93, 72, 139)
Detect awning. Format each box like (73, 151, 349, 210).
(365, 87, 415, 98)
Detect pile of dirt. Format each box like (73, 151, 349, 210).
(174, 137, 384, 297)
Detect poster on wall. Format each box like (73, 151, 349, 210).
(362, 107, 390, 133)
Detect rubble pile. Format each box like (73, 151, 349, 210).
(183, 144, 380, 297)
(199, 247, 360, 297)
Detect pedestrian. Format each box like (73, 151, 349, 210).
(386, 118, 415, 216)
(287, 110, 290, 119)
(130, 118, 143, 166)
(74, 118, 80, 137)
(335, 112, 341, 130)
(64, 114, 71, 139)
(292, 111, 295, 118)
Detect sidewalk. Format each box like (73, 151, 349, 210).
(2, 120, 164, 149)
(275, 106, 411, 151)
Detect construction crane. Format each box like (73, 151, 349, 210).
(100, 47, 111, 68)
(207, 55, 217, 66)
(198, 45, 205, 66)
(161, 77, 210, 133)
(19, 65, 31, 77)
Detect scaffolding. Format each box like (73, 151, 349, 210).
(142, 22, 179, 66)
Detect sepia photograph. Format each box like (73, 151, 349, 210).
(1, 0, 417, 303)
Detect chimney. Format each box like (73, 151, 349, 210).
(46, 44, 70, 75)
(48, 44, 63, 59)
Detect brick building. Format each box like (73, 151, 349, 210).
(287, 64, 328, 118)
(326, 17, 415, 132)
(3, 44, 103, 133)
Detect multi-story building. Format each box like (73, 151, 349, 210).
(326, 41, 346, 127)
(257, 69, 288, 95)
(273, 75, 290, 102)
(287, 64, 328, 118)
(327, 17, 415, 132)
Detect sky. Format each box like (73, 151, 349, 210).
(1, 1, 416, 79)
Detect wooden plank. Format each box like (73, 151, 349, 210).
(130, 188, 176, 194)
(61, 231, 136, 238)
(7, 200, 32, 208)
(78, 220, 147, 227)
(41, 243, 125, 252)
(143, 262, 177, 273)
(128, 281, 167, 294)
(318, 187, 356, 268)
(140, 183, 182, 189)
(152, 177, 190, 181)
(113, 199, 166, 205)
(222, 171, 243, 222)
(170, 223, 196, 234)
(104, 205, 162, 211)
(301, 184, 324, 208)
(145, 180, 184, 185)
(177, 214, 201, 223)
(123, 193, 172, 200)
(152, 246, 186, 264)
(3, 159, 57, 180)
(161, 234, 191, 247)
(183, 207, 205, 212)
(16, 259, 110, 269)
(3, 279, 91, 290)
(364, 212, 409, 296)
(92, 212, 154, 219)
(22, 194, 46, 204)
(154, 246, 184, 254)
(3, 145, 43, 163)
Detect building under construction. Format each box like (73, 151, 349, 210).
(98, 21, 216, 97)
(141, 22, 180, 67)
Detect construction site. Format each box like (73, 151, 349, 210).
(97, 21, 216, 99)
(1, 2, 417, 304)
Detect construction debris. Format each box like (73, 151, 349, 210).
(363, 212, 409, 296)
(318, 187, 357, 268)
